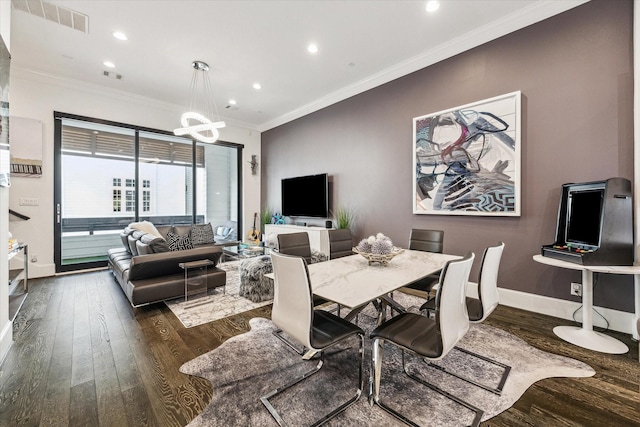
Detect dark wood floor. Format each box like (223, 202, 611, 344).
(0, 270, 638, 426)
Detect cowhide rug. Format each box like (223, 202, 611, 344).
(180, 295, 594, 426)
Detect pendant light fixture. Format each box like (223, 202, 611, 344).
(173, 60, 225, 143)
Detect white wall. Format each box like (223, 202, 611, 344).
(8, 68, 261, 278)
(0, 1, 11, 364)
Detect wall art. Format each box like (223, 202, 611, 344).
(413, 91, 521, 216)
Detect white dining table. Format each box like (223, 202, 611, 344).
(306, 249, 459, 312)
(265, 249, 459, 359)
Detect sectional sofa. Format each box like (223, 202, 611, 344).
(108, 222, 227, 307)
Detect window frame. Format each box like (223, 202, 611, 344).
(53, 111, 243, 273)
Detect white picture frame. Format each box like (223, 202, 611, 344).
(413, 91, 521, 216)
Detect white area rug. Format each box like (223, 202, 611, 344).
(165, 260, 271, 328)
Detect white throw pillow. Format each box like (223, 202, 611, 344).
(128, 220, 164, 239)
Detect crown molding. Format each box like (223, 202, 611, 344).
(11, 66, 259, 132)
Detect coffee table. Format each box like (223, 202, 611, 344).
(223, 244, 271, 261)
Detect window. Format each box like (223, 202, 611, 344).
(113, 189, 122, 212)
(55, 112, 242, 273)
(143, 190, 151, 212)
(138, 131, 195, 224)
(125, 190, 135, 212)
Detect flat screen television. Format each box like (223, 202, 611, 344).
(281, 173, 329, 218)
(565, 186, 605, 250)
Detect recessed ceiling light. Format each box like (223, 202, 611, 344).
(112, 31, 128, 41)
(228, 99, 237, 105)
(253, 83, 262, 90)
(103, 61, 115, 68)
(426, 1, 440, 13)
(307, 43, 319, 54)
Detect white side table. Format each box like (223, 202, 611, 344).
(533, 254, 635, 354)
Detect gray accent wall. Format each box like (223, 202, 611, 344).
(262, 0, 634, 312)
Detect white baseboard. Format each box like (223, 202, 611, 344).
(468, 284, 637, 337)
(27, 263, 56, 279)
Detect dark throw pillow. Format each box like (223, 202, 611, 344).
(139, 233, 170, 253)
(191, 223, 216, 245)
(166, 232, 193, 251)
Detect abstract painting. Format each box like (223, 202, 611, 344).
(413, 91, 521, 216)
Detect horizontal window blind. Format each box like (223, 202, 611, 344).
(61, 124, 203, 166)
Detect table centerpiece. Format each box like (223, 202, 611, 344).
(353, 233, 404, 266)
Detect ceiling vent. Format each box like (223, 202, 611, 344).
(103, 71, 122, 80)
(12, 0, 89, 34)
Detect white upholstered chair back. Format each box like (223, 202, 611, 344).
(436, 252, 474, 357)
(270, 251, 314, 351)
(476, 242, 505, 323)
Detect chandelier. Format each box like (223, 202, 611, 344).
(173, 60, 226, 143)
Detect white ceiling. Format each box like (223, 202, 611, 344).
(10, 0, 588, 132)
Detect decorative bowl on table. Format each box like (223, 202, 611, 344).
(352, 233, 404, 266)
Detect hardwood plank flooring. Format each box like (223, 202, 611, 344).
(0, 270, 637, 426)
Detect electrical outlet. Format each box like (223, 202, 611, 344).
(19, 197, 39, 206)
(570, 282, 582, 297)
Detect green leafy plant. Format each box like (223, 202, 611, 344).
(260, 207, 274, 232)
(334, 206, 354, 229)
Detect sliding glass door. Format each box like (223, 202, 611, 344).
(137, 131, 194, 225)
(56, 119, 136, 270)
(54, 113, 242, 273)
(197, 142, 239, 241)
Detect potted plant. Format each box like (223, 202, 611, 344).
(334, 206, 354, 230)
(260, 207, 274, 234)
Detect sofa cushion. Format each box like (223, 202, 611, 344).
(191, 223, 216, 245)
(128, 235, 140, 256)
(172, 225, 192, 237)
(120, 232, 132, 254)
(128, 220, 164, 239)
(139, 232, 170, 253)
(214, 226, 231, 238)
(136, 240, 153, 255)
(167, 231, 193, 251)
(156, 225, 173, 241)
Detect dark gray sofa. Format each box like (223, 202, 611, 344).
(108, 224, 226, 307)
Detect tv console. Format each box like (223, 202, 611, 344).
(264, 224, 333, 255)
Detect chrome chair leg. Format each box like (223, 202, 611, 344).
(261, 333, 365, 426)
(273, 329, 306, 356)
(371, 338, 420, 426)
(403, 351, 483, 427)
(371, 339, 484, 427)
(260, 358, 325, 426)
(426, 346, 511, 395)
